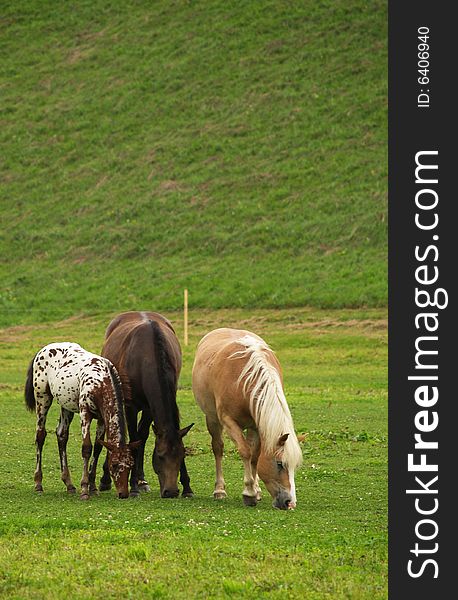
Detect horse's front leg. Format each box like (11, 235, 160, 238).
(136, 411, 152, 492)
(80, 409, 93, 500)
(220, 413, 257, 506)
(125, 405, 141, 497)
(99, 454, 111, 491)
(56, 408, 76, 493)
(179, 459, 193, 498)
(206, 415, 226, 499)
(34, 392, 52, 493)
(246, 428, 262, 501)
(88, 419, 105, 494)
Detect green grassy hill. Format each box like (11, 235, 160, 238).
(0, 0, 387, 326)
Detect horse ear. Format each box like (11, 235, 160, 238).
(128, 440, 142, 449)
(179, 423, 194, 438)
(98, 439, 116, 452)
(277, 433, 289, 447)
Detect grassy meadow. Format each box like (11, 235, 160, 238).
(0, 0, 387, 326)
(0, 308, 387, 599)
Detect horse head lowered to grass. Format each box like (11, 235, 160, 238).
(192, 328, 303, 510)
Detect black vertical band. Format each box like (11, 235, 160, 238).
(389, 3, 454, 597)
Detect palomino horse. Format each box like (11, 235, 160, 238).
(25, 342, 139, 499)
(100, 311, 194, 498)
(192, 328, 303, 510)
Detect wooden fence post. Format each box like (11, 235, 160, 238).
(184, 288, 188, 346)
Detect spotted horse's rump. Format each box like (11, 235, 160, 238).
(24, 342, 140, 499)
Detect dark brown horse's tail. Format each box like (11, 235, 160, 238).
(149, 320, 180, 428)
(24, 354, 37, 412)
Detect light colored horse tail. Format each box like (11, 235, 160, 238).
(24, 353, 37, 412)
(231, 335, 303, 470)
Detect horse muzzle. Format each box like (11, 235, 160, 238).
(161, 488, 179, 498)
(273, 491, 294, 510)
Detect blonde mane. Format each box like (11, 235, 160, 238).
(231, 335, 303, 469)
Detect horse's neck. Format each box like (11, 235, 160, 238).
(154, 398, 180, 437)
(98, 390, 125, 445)
(151, 378, 180, 433)
(251, 371, 293, 448)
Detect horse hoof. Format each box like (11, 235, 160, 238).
(67, 486, 76, 494)
(90, 489, 99, 496)
(138, 483, 151, 493)
(35, 486, 43, 493)
(99, 482, 112, 492)
(80, 494, 90, 501)
(213, 491, 227, 500)
(242, 494, 258, 507)
(129, 490, 140, 498)
(182, 491, 194, 498)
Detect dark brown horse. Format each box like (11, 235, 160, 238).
(98, 311, 194, 497)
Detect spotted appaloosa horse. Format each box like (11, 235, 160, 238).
(25, 342, 140, 499)
(100, 311, 193, 498)
(192, 328, 303, 510)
